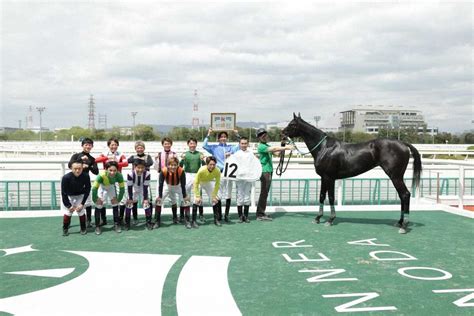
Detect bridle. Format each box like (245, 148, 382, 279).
(276, 133, 327, 176)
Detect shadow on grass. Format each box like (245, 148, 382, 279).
(269, 211, 425, 228)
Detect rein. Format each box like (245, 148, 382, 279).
(287, 135, 327, 155)
(276, 134, 327, 176)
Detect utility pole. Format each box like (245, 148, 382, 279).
(88, 94, 96, 130)
(131, 111, 138, 141)
(36, 106, 46, 142)
(314, 116, 321, 128)
(192, 89, 200, 129)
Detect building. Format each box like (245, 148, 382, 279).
(119, 127, 133, 136)
(340, 105, 436, 134)
(0, 127, 22, 133)
(27, 126, 50, 134)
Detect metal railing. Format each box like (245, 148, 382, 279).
(1, 177, 472, 211)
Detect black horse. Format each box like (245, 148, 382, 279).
(281, 113, 422, 234)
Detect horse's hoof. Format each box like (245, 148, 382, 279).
(394, 222, 402, 228)
(398, 228, 407, 234)
(325, 221, 333, 227)
(312, 219, 320, 224)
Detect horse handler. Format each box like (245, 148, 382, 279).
(255, 128, 293, 221)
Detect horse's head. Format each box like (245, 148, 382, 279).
(281, 112, 303, 140)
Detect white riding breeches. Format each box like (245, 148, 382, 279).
(236, 181, 252, 206)
(64, 194, 86, 216)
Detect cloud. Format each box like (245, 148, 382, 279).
(1, 1, 472, 132)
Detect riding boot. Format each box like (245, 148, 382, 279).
(244, 205, 250, 223)
(198, 205, 205, 222)
(125, 204, 133, 228)
(172, 204, 178, 224)
(79, 214, 87, 234)
(237, 205, 243, 223)
(184, 206, 191, 229)
(217, 200, 223, 221)
(100, 208, 107, 226)
(179, 206, 185, 223)
(62, 215, 71, 236)
(112, 206, 120, 225)
(119, 204, 125, 225)
(125, 215, 131, 230)
(112, 206, 121, 233)
(224, 198, 231, 222)
(144, 205, 153, 230)
(86, 206, 92, 227)
(132, 202, 138, 222)
(191, 205, 198, 228)
(153, 205, 161, 229)
(94, 207, 102, 234)
(94, 207, 102, 227)
(213, 203, 221, 226)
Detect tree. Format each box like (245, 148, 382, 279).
(135, 124, 158, 141)
(56, 126, 92, 141)
(92, 129, 106, 140)
(5, 129, 37, 141)
(351, 132, 376, 143)
(462, 132, 474, 144)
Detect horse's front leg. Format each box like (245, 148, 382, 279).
(314, 179, 327, 224)
(325, 179, 336, 226)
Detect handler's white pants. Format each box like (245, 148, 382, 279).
(236, 181, 252, 206)
(63, 195, 86, 216)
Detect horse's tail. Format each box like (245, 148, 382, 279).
(404, 142, 422, 190)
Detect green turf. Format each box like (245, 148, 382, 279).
(1, 210, 473, 315)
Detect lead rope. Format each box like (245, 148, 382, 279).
(276, 140, 292, 176)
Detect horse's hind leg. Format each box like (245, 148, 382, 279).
(314, 179, 327, 224)
(391, 177, 411, 234)
(325, 179, 336, 226)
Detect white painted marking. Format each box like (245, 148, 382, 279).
(398, 267, 452, 280)
(272, 240, 312, 248)
(299, 269, 358, 283)
(1, 244, 38, 256)
(369, 250, 417, 261)
(177, 256, 241, 316)
(347, 238, 390, 247)
(0, 251, 180, 315)
(5, 268, 74, 278)
(433, 289, 474, 307)
(283, 253, 330, 263)
(322, 292, 397, 312)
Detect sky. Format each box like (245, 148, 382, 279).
(1, 1, 472, 132)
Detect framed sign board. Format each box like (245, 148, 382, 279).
(210, 113, 236, 131)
